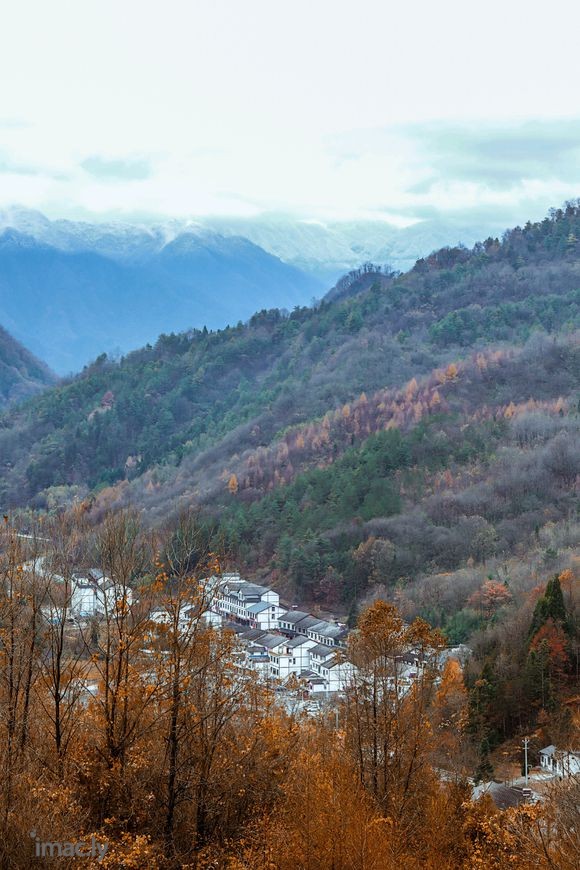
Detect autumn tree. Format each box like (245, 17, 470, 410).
(0, 518, 37, 826)
(431, 658, 471, 776)
(526, 619, 570, 710)
(80, 510, 158, 828)
(344, 601, 445, 855)
(352, 536, 396, 587)
(468, 579, 512, 619)
(34, 508, 94, 775)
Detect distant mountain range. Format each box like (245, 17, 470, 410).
(0, 323, 55, 407)
(202, 215, 506, 281)
(0, 205, 504, 276)
(0, 207, 505, 373)
(0, 215, 322, 373)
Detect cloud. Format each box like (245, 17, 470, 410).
(402, 119, 580, 190)
(0, 149, 69, 180)
(326, 120, 580, 230)
(80, 155, 152, 181)
(0, 118, 30, 129)
(0, 156, 39, 176)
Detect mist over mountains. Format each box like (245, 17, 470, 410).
(0, 207, 503, 373)
(0, 205, 503, 276)
(193, 214, 503, 282)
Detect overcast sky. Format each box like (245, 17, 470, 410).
(2, 0, 580, 226)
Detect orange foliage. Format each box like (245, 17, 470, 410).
(468, 580, 512, 617)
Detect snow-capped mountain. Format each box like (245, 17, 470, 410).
(0, 207, 504, 279)
(0, 219, 322, 373)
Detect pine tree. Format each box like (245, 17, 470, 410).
(545, 576, 567, 624)
(529, 575, 568, 638)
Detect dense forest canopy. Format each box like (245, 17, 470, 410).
(1, 202, 580, 496)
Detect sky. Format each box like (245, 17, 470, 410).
(2, 0, 580, 227)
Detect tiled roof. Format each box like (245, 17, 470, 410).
(484, 783, 530, 810)
(246, 601, 271, 614)
(239, 628, 268, 641)
(279, 610, 310, 624)
(256, 634, 288, 650)
(309, 644, 335, 659)
(287, 635, 312, 648)
(294, 616, 326, 631)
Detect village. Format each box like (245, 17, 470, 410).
(32, 562, 420, 700)
(23, 557, 580, 811)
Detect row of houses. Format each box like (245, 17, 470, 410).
(233, 626, 354, 692)
(203, 573, 353, 692)
(208, 572, 348, 642)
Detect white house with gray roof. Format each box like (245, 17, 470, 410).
(210, 573, 281, 626)
(539, 745, 580, 778)
(278, 610, 310, 633)
(307, 620, 348, 646)
(246, 600, 284, 630)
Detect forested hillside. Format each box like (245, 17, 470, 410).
(1, 203, 579, 616)
(0, 324, 55, 408)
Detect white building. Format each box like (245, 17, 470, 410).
(70, 570, 133, 618)
(210, 574, 281, 627)
(539, 745, 580, 778)
(147, 603, 222, 636)
(316, 653, 355, 692)
(309, 643, 337, 672)
(236, 630, 316, 680)
(264, 634, 314, 680)
(282, 635, 317, 674)
(244, 644, 271, 679)
(278, 610, 347, 647)
(246, 600, 284, 630)
(307, 619, 348, 647)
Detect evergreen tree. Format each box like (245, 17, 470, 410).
(529, 575, 568, 638)
(544, 575, 567, 624)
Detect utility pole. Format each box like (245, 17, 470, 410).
(523, 737, 530, 786)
